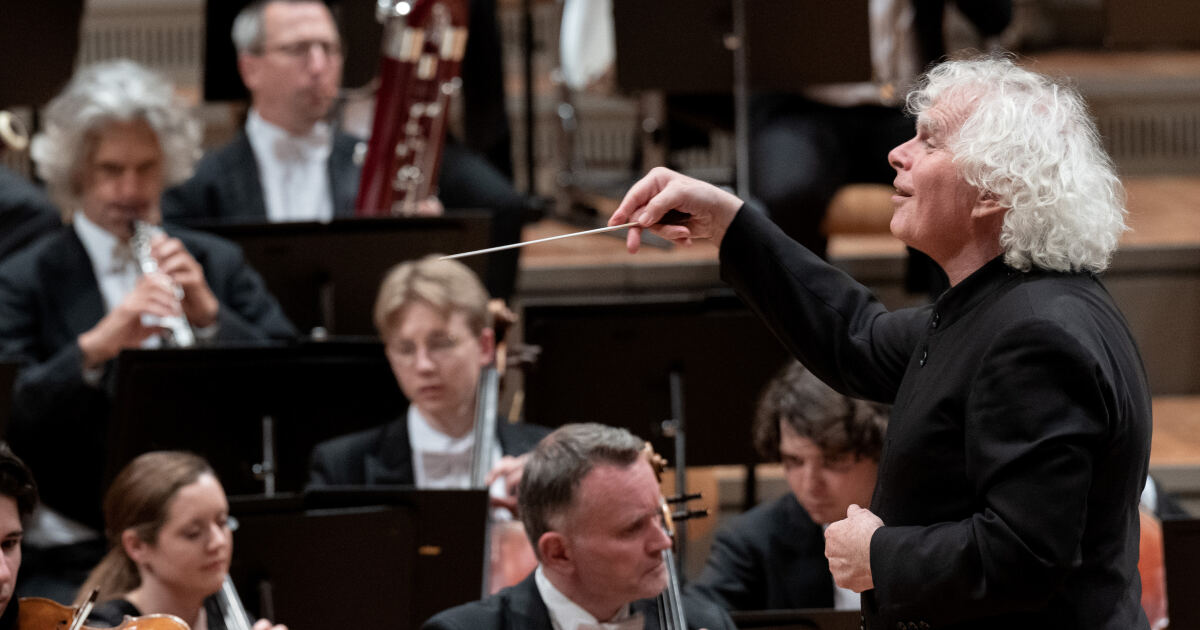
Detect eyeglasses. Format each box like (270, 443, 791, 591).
(389, 333, 463, 366)
(260, 39, 343, 60)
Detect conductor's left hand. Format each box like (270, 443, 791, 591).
(825, 504, 883, 593)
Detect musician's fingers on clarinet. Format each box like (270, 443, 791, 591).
(154, 238, 200, 278)
(252, 619, 286, 630)
(132, 276, 184, 316)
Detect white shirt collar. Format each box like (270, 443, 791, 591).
(245, 109, 332, 159)
(535, 565, 635, 630)
(73, 210, 124, 274)
(244, 109, 335, 223)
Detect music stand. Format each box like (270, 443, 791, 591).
(1163, 517, 1200, 629)
(0, 1, 83, 108)
(520, 293, 790, 468)
(228, 487, 489, 630)
(612, 0, 871, 196)
(107, 341, 406, 496)
(200, 214, 492, 336)
(730, 609, 861, 630)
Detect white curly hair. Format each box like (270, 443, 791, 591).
(30, 59, 201, 217)
(906, 54, 1126, 274)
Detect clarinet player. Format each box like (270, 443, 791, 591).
(0, 60, 294, 602)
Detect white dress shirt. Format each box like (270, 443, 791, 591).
(407, 405, 508, 505)
(244, 109, 334, 223)
(535, 565, 644, 630)
(73, 211, 139, 314)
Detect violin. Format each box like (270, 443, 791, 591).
(18, 594, 189, 630)
(643, 444, 708, 630)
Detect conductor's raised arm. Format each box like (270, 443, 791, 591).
(609, 167, 744, 253)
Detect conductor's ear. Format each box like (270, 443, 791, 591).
(973, 190, 1007, 219)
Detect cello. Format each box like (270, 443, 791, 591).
(471, 300, 540, 595)
(643, 444, 708, 630)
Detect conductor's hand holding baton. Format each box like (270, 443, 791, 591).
(609, 167, 745, 253)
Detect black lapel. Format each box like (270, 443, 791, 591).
(228, 133, 269, 221)
(49, 228, 108, 337)
(328, 132, 362, 218)
(506, 574, 555, 630)
(364, 415, 416, 485)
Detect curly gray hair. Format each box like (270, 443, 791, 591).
(906, 55, 1126, 274)
(30, 59, 201, 216)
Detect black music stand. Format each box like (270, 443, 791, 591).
(612, 0, 870, 93)
(199, 214, 492, 336)
(0, 1, 83, 108)
(228, 488, 488, 630)
(107, 341, 406, 496)
(611, 0, 871, 197)
(1163, 517, 1200, 629)
(520, 293, 789, 470)
(731, 609, 861, 630)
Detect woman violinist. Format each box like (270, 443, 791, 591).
(74, 451, 284, 630)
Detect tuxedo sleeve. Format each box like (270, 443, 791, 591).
(719, 205, 924, 403)
(191, 234, 297, 341)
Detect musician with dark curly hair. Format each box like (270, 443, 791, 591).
(688, 361, 887, 612)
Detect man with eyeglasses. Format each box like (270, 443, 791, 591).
(163, 0, 353, 225)
(162, 0, 534, 300)
(308, 255, 548, 501)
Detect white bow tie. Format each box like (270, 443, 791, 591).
(420, 450, 474, 480)
(577, 612, 645, 630)
(108, 242, 136, 275)
(273, 128, 330, 162)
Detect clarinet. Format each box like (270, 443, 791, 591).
(355, 0, 469, 216)
(130, 220, 195, 347)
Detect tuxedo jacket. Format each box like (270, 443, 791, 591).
(687, 494, 834, 611)
(422, 572, 735, 630)
(0, 224, 296, 528)
(160, 130, 361, 225)
(0, 165, 60, 261)
(307, 414, 550, 486)
(721, 207, 1151, 630)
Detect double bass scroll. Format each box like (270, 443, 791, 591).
(356, 0, 469, 217)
